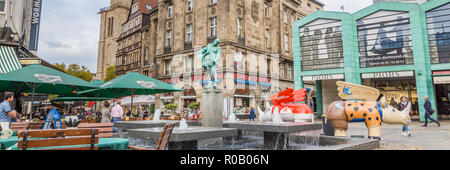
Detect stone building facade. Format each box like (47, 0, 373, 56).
(152, 0, 323, 114)
(97, 0, 132, 80)
(108, 0, 323, 116)
(116, 0, 158, 77)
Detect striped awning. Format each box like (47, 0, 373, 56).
(0, 45, 22, 74)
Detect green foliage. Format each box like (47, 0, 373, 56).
(53, 63, 94, 82)
(104, 65, 116, 82)
(189, 102, 200, 109)
(165, 104, 178, 111)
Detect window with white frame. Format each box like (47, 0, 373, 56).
(280, 63, 285, 78)
(165, 59, 172, 75)
(0, 0, 5, 13)
(210, 0, 217, 5)
(168, 5, 173, 18)
(237, 18, 243, 38)
(185, 55, 193, 72)
(283, 8, 287, 24)
(307, 3, 311, 11)
(131, 3, 139, 14)
(264, 2, 269, 18)
(210, 17, 217, 37)
(186, 24, 193, 42)
(166, 30, 172, 47)
(287, 64, 292, 79)
(265, 29, 270, 48)
(187, 0, 193, 12)
(284, 34, 289, 52)
(144, 47, 149, 66)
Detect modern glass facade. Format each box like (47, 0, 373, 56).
(427, 3, 450, 64)
(293, 0, 450, 122)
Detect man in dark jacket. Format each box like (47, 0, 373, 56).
(423, 96, 440, 127)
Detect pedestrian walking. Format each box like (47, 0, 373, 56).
(422, 96, 440, 127)
(111, 101, 124, 122)
(398, 96, 412, 136)
(101, 102, 112, 123)
(249, 106, 256, 122)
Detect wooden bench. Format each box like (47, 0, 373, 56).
(28, 122, 45, 130)
(77, 123, 113, 138)
(128, 123, 176, 150)
(0, 122, 44, 131)
(17, 129, 99, 150)
(10, 122, 30, 131)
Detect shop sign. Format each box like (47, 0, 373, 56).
(361, 71, 414, 79)
(302, 74, 344, 81)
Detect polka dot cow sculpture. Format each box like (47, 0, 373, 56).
(324, 81, 411, 140)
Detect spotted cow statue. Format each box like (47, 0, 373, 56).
(324, 81, 411, 140)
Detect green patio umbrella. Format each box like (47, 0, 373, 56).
(0, 64, 96, 120)
(89, 80, 105, 87)
(77, 72, 183, 114)
(51, 97, 113, 102)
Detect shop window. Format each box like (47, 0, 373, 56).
(0, 0, 5, 12)
(427, 3, 450, 64)
(299, 18, 344, 71)
(357, 10, 414, 68)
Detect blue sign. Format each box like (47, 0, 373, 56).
(29, 0, 42, 51)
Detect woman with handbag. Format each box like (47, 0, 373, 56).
(423, 96, 440, 127)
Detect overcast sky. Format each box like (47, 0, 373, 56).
(36, 0, 373, 73)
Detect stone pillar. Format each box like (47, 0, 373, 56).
(201, 89, 224, 128)
(155, 94, 161, 111)
(315, 80, 323, 119)
(322, 80, 341, 115)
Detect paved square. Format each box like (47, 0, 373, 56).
(345, 120, 450, 150)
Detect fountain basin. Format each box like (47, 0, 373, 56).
(223, 121, 322, 133)
(114, 120, 201, 129)
(128, 126, 238, 150)
(223, 121, 322, 150)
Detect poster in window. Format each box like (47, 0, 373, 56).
(357, 11, 414, 68)
(299, 19, 344, 71)
(427, 3, 450, 64)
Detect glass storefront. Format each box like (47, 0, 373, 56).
(373, 79, 419, 115)
(357, 10, 414, 68)
(427, 3, 450, 64)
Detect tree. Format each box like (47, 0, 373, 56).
(104, 65, 116, 82)
(53, 63, 94, 82)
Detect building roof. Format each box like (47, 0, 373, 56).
(138, 0, 158, 13)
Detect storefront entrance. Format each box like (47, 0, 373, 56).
(433, 71, 450, 119)
(369, 78, 418, 115)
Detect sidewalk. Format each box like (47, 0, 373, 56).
(342, 120, 450, 150)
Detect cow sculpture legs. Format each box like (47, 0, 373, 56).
(330, 120, 348, 137)
(368, 126, 382, 140)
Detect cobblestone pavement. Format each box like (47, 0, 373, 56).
(343, 120, 450, 150)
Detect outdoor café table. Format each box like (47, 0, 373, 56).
(7, 138, 130, 150)
(0, 136, 19, 150)
(0, 131, 18, 136)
